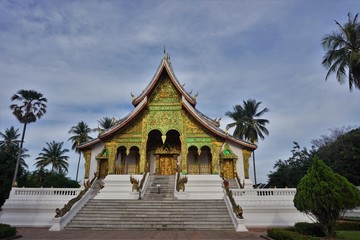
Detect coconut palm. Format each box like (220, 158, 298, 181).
(0, 127, 29, 170)
(34, 141, 69, 174)
(226, 99, 269, 143)
(0, 127, 21, 152)
(10, 89, 47, 186)
(68, 121, 94, 181)
(98, 117, 116, 131)
(226, 99, 269, 185)
(322, 12, 360, 91)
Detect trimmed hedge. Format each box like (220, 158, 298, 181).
(294, 222, 325, 237)
(336, 221, 360, 231)
(267, 228, 319, 240)
(0, 224, 16, 239)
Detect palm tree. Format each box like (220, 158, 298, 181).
(0, 127, 29, 170)
(34, 141, 69, 174)
(98, 117, 116, 131)
(226, 99, 269, 185)
(10, 89, 47, 186)
(0, 127, 21, 152)
(322, 12, 360, 91)
(68, 121, 94, 181)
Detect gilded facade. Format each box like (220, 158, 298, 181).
(78, 54, 256, 180)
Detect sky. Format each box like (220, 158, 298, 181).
(0, 0, 359, 184)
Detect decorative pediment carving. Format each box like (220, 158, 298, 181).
(96, 148, 109, 160)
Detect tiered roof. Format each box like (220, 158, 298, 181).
(78, 54, 256, 151)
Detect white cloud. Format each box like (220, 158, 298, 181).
(1, 0, 360, 183)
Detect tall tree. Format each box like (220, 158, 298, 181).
(226, 99, 269, 184)
(10, 89, 47, 186)
(0, 127, 20, 153)
(68, 121, 94, 181)
(226, 99, 269, 143)
(294, 155, 360, 237)
(267, 142, 314, 188)
(34, 141, 69, 174)
(322, 12, 360, 91)
(98, 117, 116, 131)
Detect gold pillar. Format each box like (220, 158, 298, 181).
(107, 142, 116, 174)
(83, 150, 92, 178)
(139, 136, 147, 173)
(242, 149, 251, 179)
(155, 154, 160, 174)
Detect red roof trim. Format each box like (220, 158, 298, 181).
(132, 58, 196, 107)
(182, 97, 256, 150)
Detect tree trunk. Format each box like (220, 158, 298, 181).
(12, 122, 27, 186)
(76, 152, 81, 181)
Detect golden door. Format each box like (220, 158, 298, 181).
(99, 159, 109, 179)
(159, 155, 176, 175)
(223, 159, 234, 179)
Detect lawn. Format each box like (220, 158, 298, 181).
(336, 231, 360, 240)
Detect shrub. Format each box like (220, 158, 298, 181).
(267, 228, 319, 240)
(336, 221, 360, 231)
(0, 224, 16, 239)
(294, 222, 325, 237)
(294, 155, 360, 237)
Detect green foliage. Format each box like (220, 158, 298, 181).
(0, 147, 27, 207)
(316, 128, 360, 186)
(0, 224, 16, 239)
(267, 228, 319, 240)
(225, 99, 269, 143)
(268, 127, 360, 188)
(336, 231, 360, 240)
(18, 170, 80, 188)
(268, 142, 314, 188)
(34, 141, 69, 174)
(336, 221, 360, 231)
(294, 155, 360, 237)
(294, 222, 325, 237)
(322, 12, 360, 91)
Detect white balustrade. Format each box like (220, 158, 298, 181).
(232, 188, 296, 197)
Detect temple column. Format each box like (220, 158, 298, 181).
(139, 136, 147, 173)
(83, 150, 92, 179)
(107, 142, 116, 174)
(212, 143, 220, 174)
(242, 149, 251, 179)
(155, 154, 160, 174)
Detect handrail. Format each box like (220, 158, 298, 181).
(231, 188, 297, 197)
(176, 168, 187, 192)
(223, 179, 243, 219)
(235, 173, 244, 189)
(54, 176, 98, 218)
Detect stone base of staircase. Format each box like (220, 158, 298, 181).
(66, 175, 234, 230)
(66, 199, 233, 230)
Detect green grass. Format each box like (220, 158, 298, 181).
(336, 231, 360, 239)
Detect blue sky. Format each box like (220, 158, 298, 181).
(1, 0, 359, 183)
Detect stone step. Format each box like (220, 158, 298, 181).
(66, 175, 233, 230)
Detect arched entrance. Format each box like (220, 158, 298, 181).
(115, 146, 140, 174)
(187, 146, 212, 174)
(147, 129, 181, 175)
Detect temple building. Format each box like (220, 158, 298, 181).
(78, 53, 256, 185)
(0, 53, 311, 231)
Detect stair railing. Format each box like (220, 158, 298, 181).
(139, 172, 149, 199)
(50, 174, 101, 231)
(223, 178, 243, 219)
(235, 173, 245, 189)
(222, 178, 248, 232)
(176, 169, 188, 192)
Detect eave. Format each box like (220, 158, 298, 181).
(78, 97, 148, 150)
(132, 56, 196, 107)
(182, 97, 257, 150)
